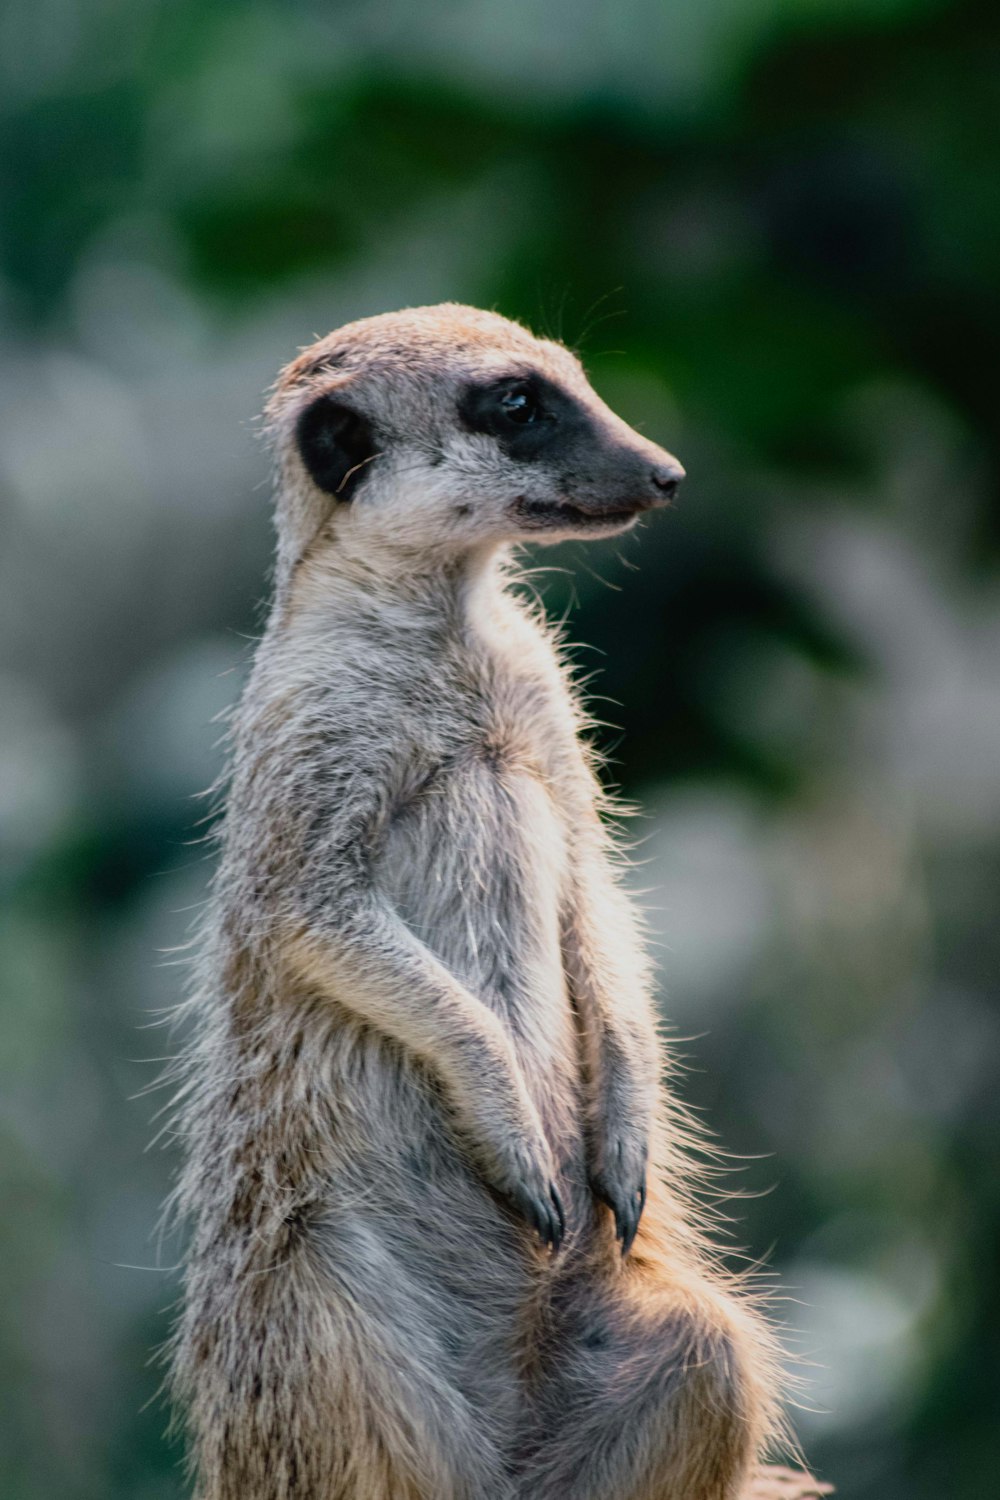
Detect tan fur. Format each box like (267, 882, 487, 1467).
(165, 305, 825, 1499)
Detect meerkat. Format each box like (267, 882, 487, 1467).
(166, 304, 831, 1500)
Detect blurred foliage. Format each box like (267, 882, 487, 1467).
(1, 2, 999, 1497)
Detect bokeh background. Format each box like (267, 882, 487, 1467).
(2, 1, 999, 1496)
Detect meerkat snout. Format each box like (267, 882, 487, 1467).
(454, 368, 685, 533)
(651, 461, 685, 499)
(267, 304, 685, 570)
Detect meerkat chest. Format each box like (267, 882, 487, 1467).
(371, 697, 573, 1039)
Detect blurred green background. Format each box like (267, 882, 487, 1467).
(2, 1, 999, 1496)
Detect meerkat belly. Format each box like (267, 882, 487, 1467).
(307, 757, 584, 1412)
(372, 752, 581, 1125)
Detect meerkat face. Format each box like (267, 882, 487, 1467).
(270, 304, 684, 566)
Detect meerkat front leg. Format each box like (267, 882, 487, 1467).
(284, 889, 566, 1249)
(561, 840, 660, 1253)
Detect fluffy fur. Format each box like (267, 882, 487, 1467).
(165, 305, 828, 1500)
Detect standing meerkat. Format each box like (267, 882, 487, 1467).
(167, 304, 830, 1500)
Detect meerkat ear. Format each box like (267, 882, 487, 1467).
(295, 393, 377, 500)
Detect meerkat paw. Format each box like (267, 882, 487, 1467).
(507, 1174, 566, 1254)
(587, 1123, 648, 1255)
(743, 1463, 834, 1497)
(489, 1133, 566, 1254)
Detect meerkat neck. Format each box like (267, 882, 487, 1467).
(280, 539, 513, 645)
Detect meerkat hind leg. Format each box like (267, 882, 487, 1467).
(516, 1278, 764, 1500)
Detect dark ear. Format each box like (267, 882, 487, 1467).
(295, 394, 377, 500)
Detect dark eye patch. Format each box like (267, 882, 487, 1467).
(296, 395, 377, 500)
(458, 373, 592, 461)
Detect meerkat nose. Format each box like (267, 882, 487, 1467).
(650, 461, 686, 500)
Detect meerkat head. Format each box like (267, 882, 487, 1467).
(265, 304, 684, 583)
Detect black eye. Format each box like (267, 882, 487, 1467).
(500, 384, 541, 424)
(458, 375, 560, 455)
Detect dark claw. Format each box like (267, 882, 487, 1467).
(549, 1183, 566, 1252)
(619, 1203, 638, 1256)
(532, 1184, 563, 1253)
(618, 1180, 646, 1256)
(596, 1175, 646, 1257)
(510, 1180, 567, 1254)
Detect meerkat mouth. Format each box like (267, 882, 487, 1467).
(512, 496, 647, 531)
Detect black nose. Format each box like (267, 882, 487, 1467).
(651, 462, 685, 500)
